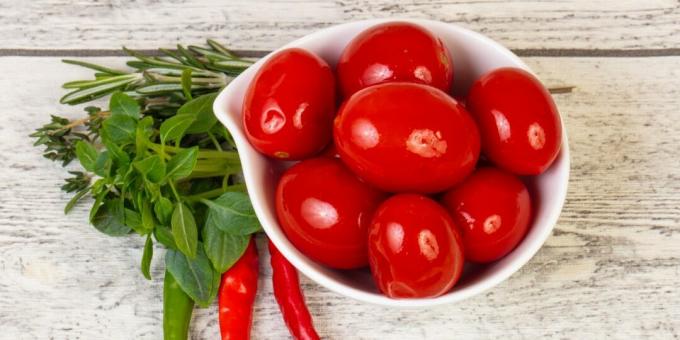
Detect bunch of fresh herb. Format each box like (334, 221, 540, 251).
(31, 41, 259, 307)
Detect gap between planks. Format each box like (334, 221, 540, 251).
(2, 48, 680, 58)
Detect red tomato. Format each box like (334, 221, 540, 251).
(368, 194, 464, 298)
(276, 157, 386, 269)
(242, 48, 336, 160)
(318, 142, 340, 158)
(337, 22, 453, 98)
(467, 67, 562, 175)
(441, 167, 532, 263)
(334, 82, 480, 193)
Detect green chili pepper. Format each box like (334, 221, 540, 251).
(164, 270, 194, 340)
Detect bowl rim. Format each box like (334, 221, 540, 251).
(213, 18, 571, 307)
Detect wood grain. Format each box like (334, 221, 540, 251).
(0, 55, 678, 339)
(1, 0, 679, 51)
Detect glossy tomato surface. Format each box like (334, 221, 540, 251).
(467, 67, 562, 175)
(334, 82, 480, 193)
(442, 167, 532, 263)
(368, 194, 464, 298)
(276, 157, 386, 269)
(242, 48, 336, 160)
(337, 22, 453, 98)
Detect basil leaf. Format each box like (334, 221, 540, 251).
(103, 114, 136, 145)
(141, 235, 153, 280)
(75, 141, 97, 171)
(154, 224, 177, 250)
(165, 247, 220, 307)
(88, 182, 108, 223)
(135, 116, 154, 157)
(180, 93, 218, 134)
(202, 192, 261, 235)
(110, 92, 140, 120)
(124, 208, 144, 233)
(92, 200, 132, 236)
(160, 114, 195, 144)
(101, 130, 130, 167)
(172, 202, 198, 258)
(154, 196, 173, 225)
(141, 200, 155, 233)
(94, 151, 112, 177)
(166, 147, 198, 181)
(203, 222, 249, 273)
(133, 155, 166, 183)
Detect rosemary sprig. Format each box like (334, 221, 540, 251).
(59, 39, 253, 110)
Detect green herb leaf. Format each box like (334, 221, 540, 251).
(203, 222, 249, 273)
(154, 224, 177, 250)
(160, 114, 195, 144)
(64, 187, 91, 214)
(135, 116, 154, 157)
(166, 147, 198, 181)
(180, 93, 218, 134)
(124, 208, 144, 234)
(88, 181, 109, 222)
(103, 114, 137, 145)
(172, 202, 198, 258)
(133, 155, 166, 183)
(181, 69, 193, 101)
(101, 133, 130, 167)
(62, 59, 127, 76)
(202, 192, 261, 235)
(94, 151, 112, 177)
(75, 141, 98, 172)
(141, 200, 155, 233)
(165, 246, 220, 307)
(141, 235, 153, 280)
(110, 92, 140, 120)
(92, 200, 132, 236)
(154, 196, 174, 225)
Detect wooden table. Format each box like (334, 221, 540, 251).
(1, 1, 679, 339)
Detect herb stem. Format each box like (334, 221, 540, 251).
(168, 181, 181, 202)
(207, 131, 223, 151)
(184, 184, 246, 202)
(148, 143, 239, 160)
(49, 111, 110, 135)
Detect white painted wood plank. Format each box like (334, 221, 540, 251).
(1, 0, 679, 51)
(0, 56, 679, 339)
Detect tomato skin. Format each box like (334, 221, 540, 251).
(467, 67, 562, 175)
(243, 48, 336, 160)
(441, 167, 532, 263)
(368, 194, 464, 298)
(275, 157, 386, 269)
(334, 82, 480, 193)
(338, 22, 453, 98)
(318, 142, 340, 159)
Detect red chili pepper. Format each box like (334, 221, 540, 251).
(219, 238, 259, 340)
(268, 239, 320, 340)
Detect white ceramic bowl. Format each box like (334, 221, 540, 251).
(213, 19, 570, 307)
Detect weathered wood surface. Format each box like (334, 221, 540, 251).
(0, 55, 678, 339)
(1, 0, 680, 51)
